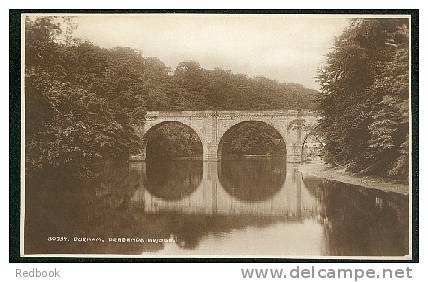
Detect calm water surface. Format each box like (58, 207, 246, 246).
(25, 159, 409, 257)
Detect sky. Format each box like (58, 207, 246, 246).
(73, 14, 351, 90)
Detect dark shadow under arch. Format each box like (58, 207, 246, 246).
(217, 121, 287, 159)
(143, 121, 203, 160)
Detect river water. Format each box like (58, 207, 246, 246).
(24, 159, 409, 257)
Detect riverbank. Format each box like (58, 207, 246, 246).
(298, 161, 409, 195)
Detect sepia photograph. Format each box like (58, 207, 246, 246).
(12, 11, 417, 260)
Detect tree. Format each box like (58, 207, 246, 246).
(25, 17, 144, 177)
(317, 19, 409, 178)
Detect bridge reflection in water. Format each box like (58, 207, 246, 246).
(129, 159, 319, 219)
(23, 158, 409, 257)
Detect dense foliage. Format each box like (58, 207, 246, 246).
(164, 61, 319, 111)
(26, 17, 145, 176)
(317, 19, 409, 178)
(25, 16, 318, 175)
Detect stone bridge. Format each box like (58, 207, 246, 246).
(132, 110, 319, 162)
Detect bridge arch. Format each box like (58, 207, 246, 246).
(216, 120, 287, 158)
(139, 121, 204, 161)
(300, 125, 324, 162)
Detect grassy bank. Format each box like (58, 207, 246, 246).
(298, 161, 409, 195)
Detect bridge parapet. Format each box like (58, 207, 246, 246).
(145, 110, 315, 117)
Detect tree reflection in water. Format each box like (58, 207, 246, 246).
(144, 160, 203, 201)
(170, 214, 287, 250)
(304, 177, 409, 256)
(24, 163, 161, 255)
(218, 158, 287, 202)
